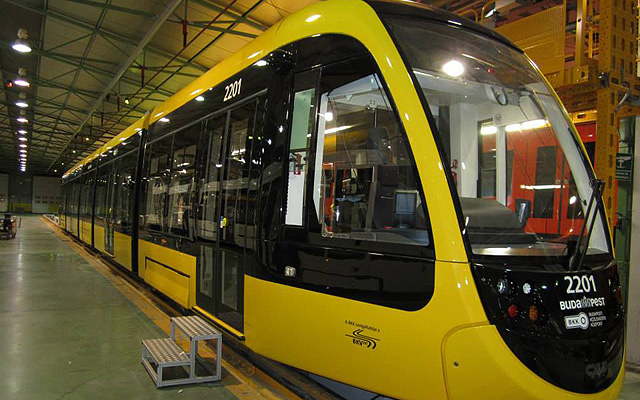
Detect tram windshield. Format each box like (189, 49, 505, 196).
(384, 16, 610, 258)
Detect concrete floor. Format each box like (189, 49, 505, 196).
(621, 370, 640, 399)
(1, 215, 639, 400)
(0, 216, 249, 400)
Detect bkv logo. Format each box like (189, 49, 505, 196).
(346, 329, 379, 349)
(565, 312, 589, 330)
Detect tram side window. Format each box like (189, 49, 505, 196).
(80, 172, 94, 220)
(167, 124, 200, 238)
(114, 152, 137, 233)
(224, 103, 257, 244)
(73, 181, 81, 217)
(68, 182, 76, 217)
(312, 57, 430, 246)
(62, 184, 68, 215)
(197, 115, 226, 240)
(285, 71, 317, 226)
(69, 183, 76, 217)
(143, 135, 172, 232)
(95, 165, 110, 225)
(79, 177, 86, 218)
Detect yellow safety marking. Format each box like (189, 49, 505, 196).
(194, 306, 245, 339)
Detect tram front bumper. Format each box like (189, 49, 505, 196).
(442, 324, 624, 400)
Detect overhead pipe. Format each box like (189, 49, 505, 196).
(48, 0, 186, 171)
(458, 8, 479, 22)
(480, 0, 496, 24)
(183, 0, 189, 47)
(124, 0, 242, 113)
(99, 0, 263, 135)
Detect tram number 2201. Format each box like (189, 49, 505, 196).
(564, 275, 597, 294)
(223, 78, 242, 102)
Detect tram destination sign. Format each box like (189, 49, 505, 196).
(616, 153, 633, 182)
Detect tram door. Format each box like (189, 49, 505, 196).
(196, 98, 259, 333)
(104, 164, 116, 255)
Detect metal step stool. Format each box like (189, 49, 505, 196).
(141, 315, 222, 388)
(141, 338, 190, 388)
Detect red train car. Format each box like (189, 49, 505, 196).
(478, 121, 596, 238)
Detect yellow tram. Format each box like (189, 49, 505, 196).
(61, 1, 625, 398)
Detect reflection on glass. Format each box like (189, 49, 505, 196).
(285, 88, 315, 226)
(199, 245, 214, 297)
(220, 252, 238, 311)
(198, 116, 226, 239)
(143, 137, 172, 232)
(386, 17, 608, 258)
(167, 125, 199, 238)
(314, 64, 430, 246)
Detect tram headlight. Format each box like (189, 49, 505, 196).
(496, 278, 508, 294)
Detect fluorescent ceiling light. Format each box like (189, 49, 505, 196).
(520, 184, 561, 190)
(324, 125, 354, 134)
(505, 124, 521, 132)
(13, 78, 30, 87)
(521, 119, 547, 130)
(480, 126, 497, 135)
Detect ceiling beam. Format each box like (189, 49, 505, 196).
(57, 0, 157, 18)
(3, 0, 210, 73)
(191, 0, 268, 32)
(166, 19, 257, 39)
(50, 0, 116, 148)
(35, 50, 121, 66)
(48, 0, 186, 171)
(102, 0, 268, 134)
(0, 42, 177, 98)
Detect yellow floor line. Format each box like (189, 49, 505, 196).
(42, 217, 300, 400)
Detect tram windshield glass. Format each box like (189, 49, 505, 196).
(384, 16, 609, 258)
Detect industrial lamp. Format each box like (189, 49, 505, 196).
(12, 29, 32, 53)
(14, 68, 30, 87)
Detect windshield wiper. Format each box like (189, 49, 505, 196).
(568, 178, 605, 271)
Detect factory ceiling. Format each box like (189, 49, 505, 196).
(0, 0, 314, 174)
